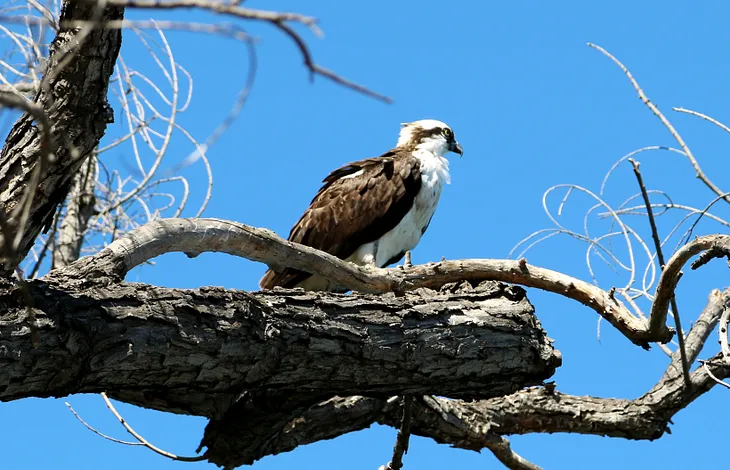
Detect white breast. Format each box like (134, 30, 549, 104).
(349, 150, 450, 267)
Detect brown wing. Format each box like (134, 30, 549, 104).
(259, 149, 422, 289)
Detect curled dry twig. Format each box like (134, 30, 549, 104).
(512, 44, 730, 360)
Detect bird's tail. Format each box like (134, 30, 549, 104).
(259, 268, 279, 290)
(259, 266, 306, 290)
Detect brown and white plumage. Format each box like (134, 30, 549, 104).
(260, 119, 463, 291)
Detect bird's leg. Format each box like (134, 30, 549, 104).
(403, 251, 413, 268)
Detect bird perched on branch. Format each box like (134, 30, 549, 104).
(260, 119, 463, 291)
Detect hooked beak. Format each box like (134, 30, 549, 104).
(449, 140, 463, 157)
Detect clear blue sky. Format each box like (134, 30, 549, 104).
(4, 1, 730, 468)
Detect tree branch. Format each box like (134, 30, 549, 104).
(628, 158, 690, 385)
(0, 277, 559, 416)
(80, 0, 392, 103)
(61, 218, 729, 347)
(381, 396, 413, 470)
(649, 234, 730, 333)
(260, 344, 730, 466)
(483, 435, 543, 470)
(588, 43, 730, 204)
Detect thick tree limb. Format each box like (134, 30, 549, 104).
(0, 1, 123, 274)
(244, 346, 730, 466)
(0, 277, 559, 417)
(194, 289, 730, 466)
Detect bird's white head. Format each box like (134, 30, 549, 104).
(396, 119, 463, 157)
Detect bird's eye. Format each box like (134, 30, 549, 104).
(443, 128, 452, 138)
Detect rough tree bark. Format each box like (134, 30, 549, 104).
(0, 275, 560, 467)
(0, 2, 122, 273)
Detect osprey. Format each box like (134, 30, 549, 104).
(260, 119, 463, 291)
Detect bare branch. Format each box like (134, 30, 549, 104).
(588, 43, 728, 203)
(700, 361, 730, 390)
(0, 82, 35, 94)
(65, 401, 141, 446)
(74, 0, 393, 103)
(650, 234, 730, 333)
(681, 289, 730, 364)
(259, 334, 730, 465)
(278, 348, 730, 468)
(95, 0, 320, 25)
(380, 396, 414, 470)
(628, 158, 690, 385)
(483, 435, 543, 470)
(720, 305, 730, 364)
(58, 217, 672, 346)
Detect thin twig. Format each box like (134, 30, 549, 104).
(27, 205, 62, 278)
(381, 396, 413, 470)
(672, 107, 730, 205)
(65, 401, 141, 446)
(100, 392, 206, 462)
(588, 43, 727, 204)
(403, 251, 412, 268)
(628, 158, 690, 386)
(61, 0, 393, 102)
(680, 191, 730, 245)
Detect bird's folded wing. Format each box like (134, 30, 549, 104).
(259, 149, 421, 289)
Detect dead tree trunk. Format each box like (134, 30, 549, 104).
(0, 2, 123, 273)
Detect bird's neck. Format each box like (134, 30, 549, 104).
(413, 137, 449, 157)
(413, 147, 451, 185)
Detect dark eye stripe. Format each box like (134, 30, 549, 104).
(412, 127, 447, 140)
